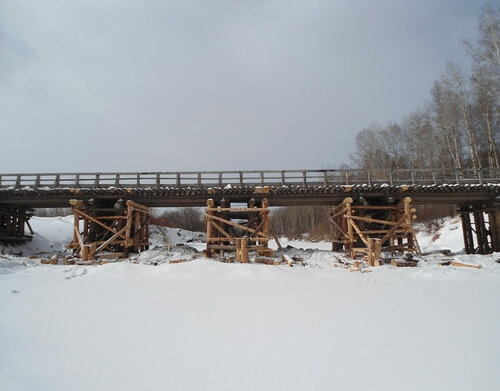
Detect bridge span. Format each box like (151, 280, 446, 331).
(0, 168, 499, 208)
(0, 168, 499, 256)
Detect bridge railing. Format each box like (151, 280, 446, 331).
(0, 168, 499, 189)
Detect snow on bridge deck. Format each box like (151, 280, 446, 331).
(0, 168, 499, 208)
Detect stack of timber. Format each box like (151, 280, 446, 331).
(67, 199, 151, 261)
(330, 196, 419, 265)
(0, 207, 34, 245)
(458, 202, 500, 254)
(204, 197, 273, 263)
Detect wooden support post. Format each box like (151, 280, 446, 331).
(236, 237, 249, 263)
(403, 197, 414, 249)
(366, 238, 382, 266)
(488, 206, 500, 252)
(205, 199, 215, 257)
(344, 197, 354, 257)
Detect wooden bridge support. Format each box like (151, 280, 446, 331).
(330, 197, 419, 265)
(0, 207, 34, 245)
(204, 198, 273, 262)
(67, 199, 151, 261)
(458, 202, 500, 254)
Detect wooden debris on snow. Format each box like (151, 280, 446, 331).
(169, 259, 187, 264)
(282, 254, 294, 266)
(391, 259, 418, 267)
(255, 257, 281, 266)
(450, 261, 481, 269)
(41, 257, 58, 265)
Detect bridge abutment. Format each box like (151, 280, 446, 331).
(458, 202, 500, 254)
(0, 207, 34, 245)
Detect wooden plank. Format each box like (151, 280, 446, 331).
(206, 207, 267, 212)
(330, 207, 347, 219)
(380, 215, 407, 243)
(76, 210, 127, 239)
(348, 219, 368, 245)
(96, 225, 129, 253)
(210, 221, 236, 244)
(330, 219, 348, 238)
(346, 214, 400, 226)
(450, 261, 481, 269)
(74, 225, 84, 250)
(206, 214, 266, 237)
(352, 205, 398, 210)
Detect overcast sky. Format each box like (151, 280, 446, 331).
(0, 0, 486, 173)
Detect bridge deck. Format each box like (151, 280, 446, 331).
(0, 169, 499, 208)
(0, 184, 498, 208)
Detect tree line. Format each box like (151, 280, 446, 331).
(353, 6, 499, 171)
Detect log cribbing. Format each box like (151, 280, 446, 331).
(68, 199, 151, 261)
(330, 196, 419, 264)
(204, 198, 273, 262)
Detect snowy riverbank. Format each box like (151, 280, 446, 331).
(1, 216, 499, 390)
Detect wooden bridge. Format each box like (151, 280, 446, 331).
(0, 168, 499, 208)
(1, 168, 499, 258)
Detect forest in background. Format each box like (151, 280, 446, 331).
(353, 6, 499, 171)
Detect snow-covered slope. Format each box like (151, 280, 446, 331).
(416, 216, 464, 253)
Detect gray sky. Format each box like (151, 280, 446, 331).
(0, 0, 485, 173)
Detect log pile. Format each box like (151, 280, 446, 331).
(67, 199, 151, 261)
(0, 207, 34, 245)
(330, 197, 419, 265)
(204, 198, 273, 262)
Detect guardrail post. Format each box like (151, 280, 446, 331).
(16, 176, 21, 188)
(432, 171, 437, 185)
(94, 174, 100, 188)
(389, 171, 393, 186)
(136, 174, 140, 186)
(35, 175, 41, 187)
(477, 169, 484, 185)
(239, 171, 243, 187)
(367, 171, 372, 186)
(177, 173, 181, 187)
(281, 171, 285, 186)
(115, 174, 120, 187)
(156, 173, 161, 189)
(302, 171, 307, 186)
(324, 171, 328, 186)
(260, 172, 264, 186)
(455, 171, 461, 185)
(218, 173, 222, 187)
(197, 173, 202, 188)
(0, 175, 2, 187)
(410, 171, 415, 185)
(75, 174, 80, 187)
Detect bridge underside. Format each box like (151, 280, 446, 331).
(1, 183, 500, 257)
(0, 184, 498, 208)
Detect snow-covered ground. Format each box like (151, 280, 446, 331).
(1, 216, 500, 390)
